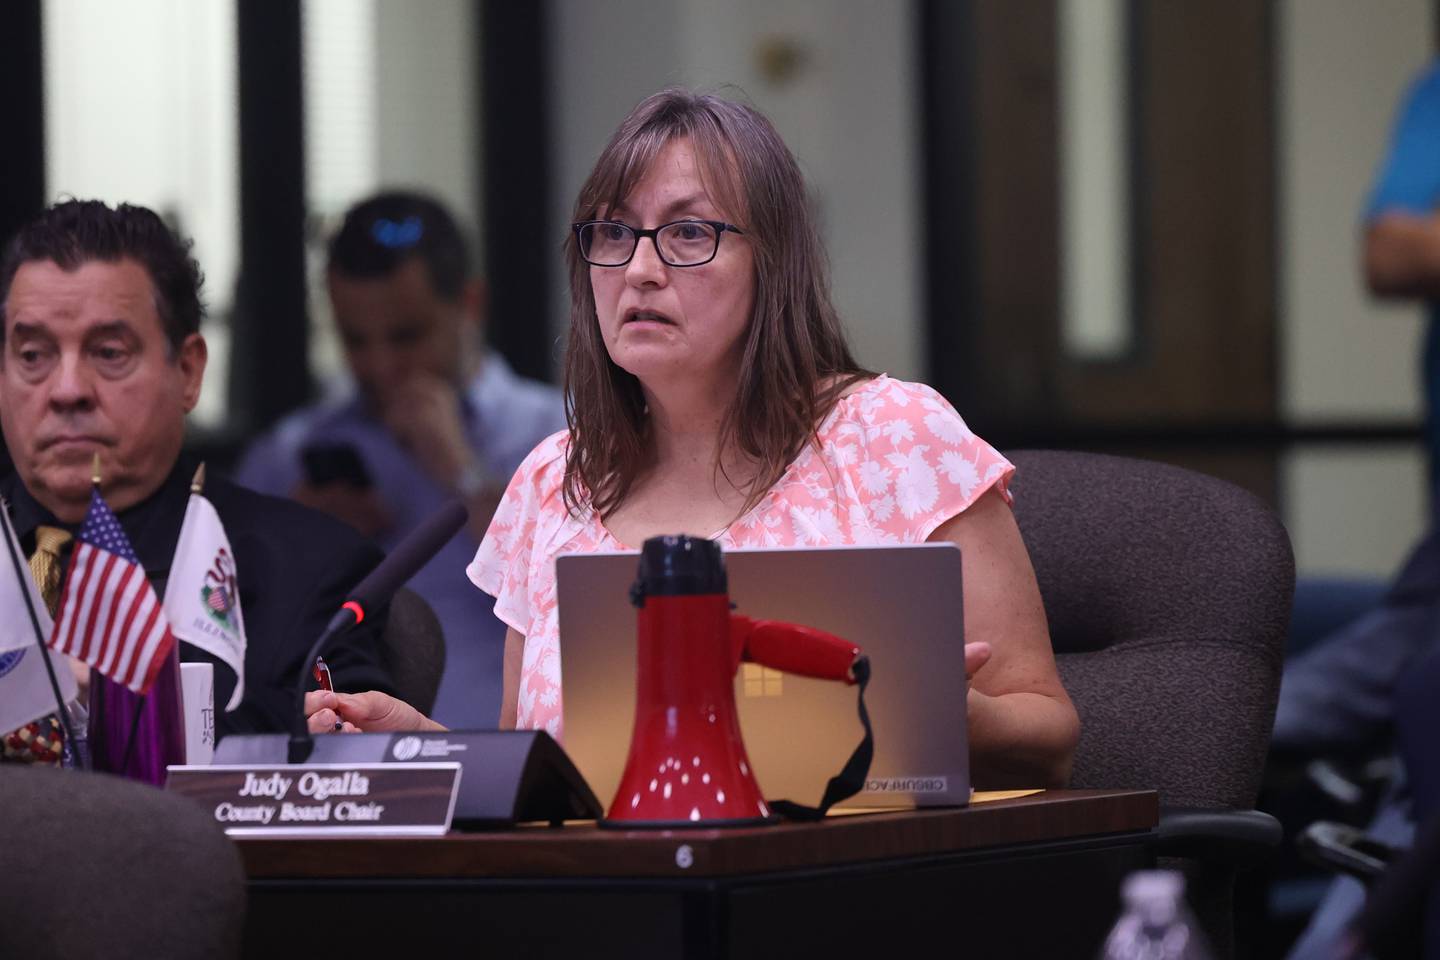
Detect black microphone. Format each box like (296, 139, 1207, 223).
(288, 499, 468, 762)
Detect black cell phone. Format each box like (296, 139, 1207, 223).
(300, 442, 373, 488)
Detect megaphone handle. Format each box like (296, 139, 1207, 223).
(733, 616, 861, 684)
(769, 654, 874, 822)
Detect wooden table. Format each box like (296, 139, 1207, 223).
(240, 788, 1157, 958)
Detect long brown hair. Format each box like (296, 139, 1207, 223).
(563, 88, 871, 519)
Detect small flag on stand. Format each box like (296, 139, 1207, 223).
(0, 499, 54, 656)
(162, 463, 248, 710)
(0, 500, 77, 733)
(49, 487, 176, 695)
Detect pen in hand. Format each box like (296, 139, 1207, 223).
(312, 655, 344, 731)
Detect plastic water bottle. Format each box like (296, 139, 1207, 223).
(1099, 870, 1214, 960)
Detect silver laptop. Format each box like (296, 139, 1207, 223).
(555, 543, 969, 813)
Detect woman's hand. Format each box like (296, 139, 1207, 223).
(304, 690, 446, 734)
(304, 690, 358, 733)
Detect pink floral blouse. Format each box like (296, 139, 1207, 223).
(467, 375, 1014, 738)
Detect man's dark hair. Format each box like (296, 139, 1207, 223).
(327, 190, 470, 300)
(0, 199, 204, 353)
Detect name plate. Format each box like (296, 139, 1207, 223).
(165, 763, 461, 837)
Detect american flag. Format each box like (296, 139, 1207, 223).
(48, 487, 176, 695)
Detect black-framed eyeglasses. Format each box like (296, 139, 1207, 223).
(572, 219, 745, 268)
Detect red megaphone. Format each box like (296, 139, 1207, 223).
(605, 535, 863, 826)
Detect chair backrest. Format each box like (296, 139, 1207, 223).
(0, 766, 246, 959)
(1007, 449, 1294, 810)
(382, 586, 446, 717)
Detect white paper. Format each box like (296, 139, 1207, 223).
(180, 661, 215, 765)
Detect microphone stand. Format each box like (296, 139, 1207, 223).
(287, 499, 468, 764)
(288, 604, 365, 764)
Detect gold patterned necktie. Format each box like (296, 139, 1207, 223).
(2, 525, 74, 764)
(29, 525, 72, 615)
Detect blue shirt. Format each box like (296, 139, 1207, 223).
(1365, 59, 1440, 492)
(232, 355, 566, 728)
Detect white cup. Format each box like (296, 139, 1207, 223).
(180, 662, 215, 765)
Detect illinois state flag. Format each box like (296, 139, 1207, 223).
(0, 501, 77, 731)
(161, 491, 247, 711)
(49, 487, 176, 695)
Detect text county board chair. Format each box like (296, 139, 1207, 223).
(1007, 449, 1293, 958)
(382, 586, 446, 717)
(0, 766, 246, 959)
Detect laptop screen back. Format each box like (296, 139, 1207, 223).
(555, 543, 969, 812)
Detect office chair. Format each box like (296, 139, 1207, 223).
(1008, 449, 1293, 958)
(381, 586, 446, 717)
(0, 765, 246, 959)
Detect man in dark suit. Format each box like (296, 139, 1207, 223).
(0, 199, 395, 751)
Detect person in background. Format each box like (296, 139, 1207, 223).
(235, 191, 565, 730)
(1277, 57, 1440, 959)
(0, 199, 394, 758)
(308, 89, 1079, 789)
(1276, 55, 1440, 777)
(1366, 57, 1440, 510)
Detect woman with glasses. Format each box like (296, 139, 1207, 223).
(309, 88, 1079, 789)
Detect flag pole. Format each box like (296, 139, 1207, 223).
(0, 496, 83, 765)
